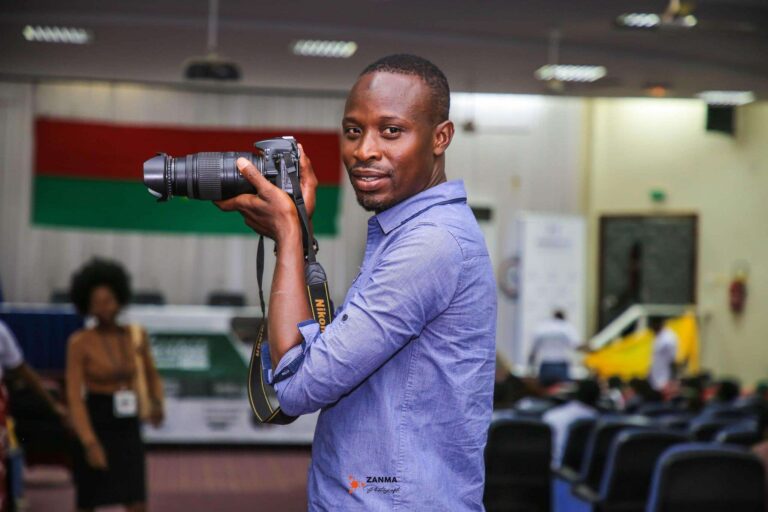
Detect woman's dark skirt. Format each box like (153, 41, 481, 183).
(72, 393, 146, 508)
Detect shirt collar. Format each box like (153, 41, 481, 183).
(374, 180, 467, 235)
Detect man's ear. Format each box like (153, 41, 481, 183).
(433, 120, 454, 157)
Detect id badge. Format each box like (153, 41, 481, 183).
(114, 390, 138, 418)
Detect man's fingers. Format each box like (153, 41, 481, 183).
(237, 157, 272, 191)
(298, 144, 318, 185)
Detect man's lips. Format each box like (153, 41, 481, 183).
(350, 168, 391, 192)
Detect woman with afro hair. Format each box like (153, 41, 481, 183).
(66, 258, 164, 512)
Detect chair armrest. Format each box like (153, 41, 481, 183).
(573, 483, 600, 504)
(553, 466, 581, 483)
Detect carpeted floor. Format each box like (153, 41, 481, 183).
(24, 448, 311, 512)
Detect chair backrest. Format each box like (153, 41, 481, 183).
(580, 416, 653, 491)
(560, 417, 597, 472)
(689, 418, 734, 441)
(656, 413, 695, 431)
(646, 443, 765, 512)
(637, 403, 682, 417)
(716, 422, 762, 447)
(131, 290, 166, 305)
(600, 429, 687, 506)
(207, 291, 246, 307)
(485, 417, 552, 479)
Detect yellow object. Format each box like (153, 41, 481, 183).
(584, 312, 699, 380)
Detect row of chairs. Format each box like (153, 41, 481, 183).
(485, 413, 766, 512)
(49, 289, 247, 306)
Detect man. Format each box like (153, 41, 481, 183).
(528, 310, 581, 386)
(648, 316, 678, 391)
(542, 379, 600, 467)
(216, 55, 496, 510)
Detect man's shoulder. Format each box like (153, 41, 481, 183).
(403, 202, 488, 260)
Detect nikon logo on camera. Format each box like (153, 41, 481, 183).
(314, 299, 328, 330)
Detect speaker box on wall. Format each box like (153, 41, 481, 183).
(706, 105, 735, 135)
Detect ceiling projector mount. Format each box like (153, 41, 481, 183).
(183, 0, 241, 81)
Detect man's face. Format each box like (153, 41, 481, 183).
(341, 72, 440, 212)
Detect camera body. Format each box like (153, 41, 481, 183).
(143, 136, 300, 202)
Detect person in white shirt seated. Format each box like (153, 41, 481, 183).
(529, 310, 582, 387)
(648, 316, 679, 392)
(543, 379, 601, 467)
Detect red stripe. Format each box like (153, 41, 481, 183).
(35, 118, 342, 185)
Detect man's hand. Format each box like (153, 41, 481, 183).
(297, 144, 318, 219)
(214, 143, 318, 240)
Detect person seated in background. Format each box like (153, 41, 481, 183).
(604, 375, 626, 411)
(699, 378, 742, 418)
(66, 258, 164, 512)
(529, 310, 582, 387)
(648, 316, 678, 392)
(543, 379, 600, 467)
(624, 378, 663, 413)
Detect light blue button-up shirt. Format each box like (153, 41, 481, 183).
(272, 180, 497, 511)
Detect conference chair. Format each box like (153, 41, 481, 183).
(131, 290, 166, 305)
(484, 417, 552, 512)
(207, 291, 247, 307)
(688, 417, 736, 441)
(646, 443, 765, 512)
(571, 429, 687, 512)
(715, 422, 763, 447)
(555, 416, 652, 512)
(552, 418, 597, 511)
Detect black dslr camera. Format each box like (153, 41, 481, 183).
(143, 136, 300, 201)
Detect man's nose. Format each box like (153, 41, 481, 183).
(353, 131, 382, 162)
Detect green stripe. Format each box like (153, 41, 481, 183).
(32, 175, 339, 235)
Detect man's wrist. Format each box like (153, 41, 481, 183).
(274, 215, 302, 246)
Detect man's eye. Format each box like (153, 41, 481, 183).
(383, 127, 402, 135)
(344, 127, 361, 137)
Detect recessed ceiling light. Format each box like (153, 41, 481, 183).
(697, 91, 755, 106)
(22, 25, 92, 44)
(291, 40, 357, 58)
(535, 65, 607, 83)
(616, 13, 661, 29)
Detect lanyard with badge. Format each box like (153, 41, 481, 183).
(100, 330, 138, 418)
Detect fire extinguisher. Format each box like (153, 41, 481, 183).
(729, 263, 749, 314)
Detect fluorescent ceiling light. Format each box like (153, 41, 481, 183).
(535, 65, 607, 83)
(616, 13, 661, 29)
(697, 91, 755, 106)
(292, 40, 357, 58)
(23, 25, 92, 44)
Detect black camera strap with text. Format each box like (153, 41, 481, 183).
(247, 154, 333, 425)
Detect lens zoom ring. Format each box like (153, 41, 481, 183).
(197, 152, 223, 200)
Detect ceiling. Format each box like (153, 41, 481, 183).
(1, 0, 767, 99)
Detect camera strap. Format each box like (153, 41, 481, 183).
(247, 157, 333, 425)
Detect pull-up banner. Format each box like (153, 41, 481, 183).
(32, 118, 343, 235)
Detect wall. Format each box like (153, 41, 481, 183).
(585, 98, 768, 384)
(0, 81, 584, 352)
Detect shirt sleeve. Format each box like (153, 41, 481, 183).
(0, 321, 24, 370)
(272, 224, 463, 417)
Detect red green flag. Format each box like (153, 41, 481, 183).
(33, 118, 342, 235)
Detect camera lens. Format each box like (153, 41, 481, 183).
(143, 151, 261, 201)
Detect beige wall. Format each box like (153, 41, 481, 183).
(584, 98, 768, 384)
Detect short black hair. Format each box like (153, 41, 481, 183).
(575, 379, 601, 406)
(69, 258, 131, 315)
(360, 54, 450, 123)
